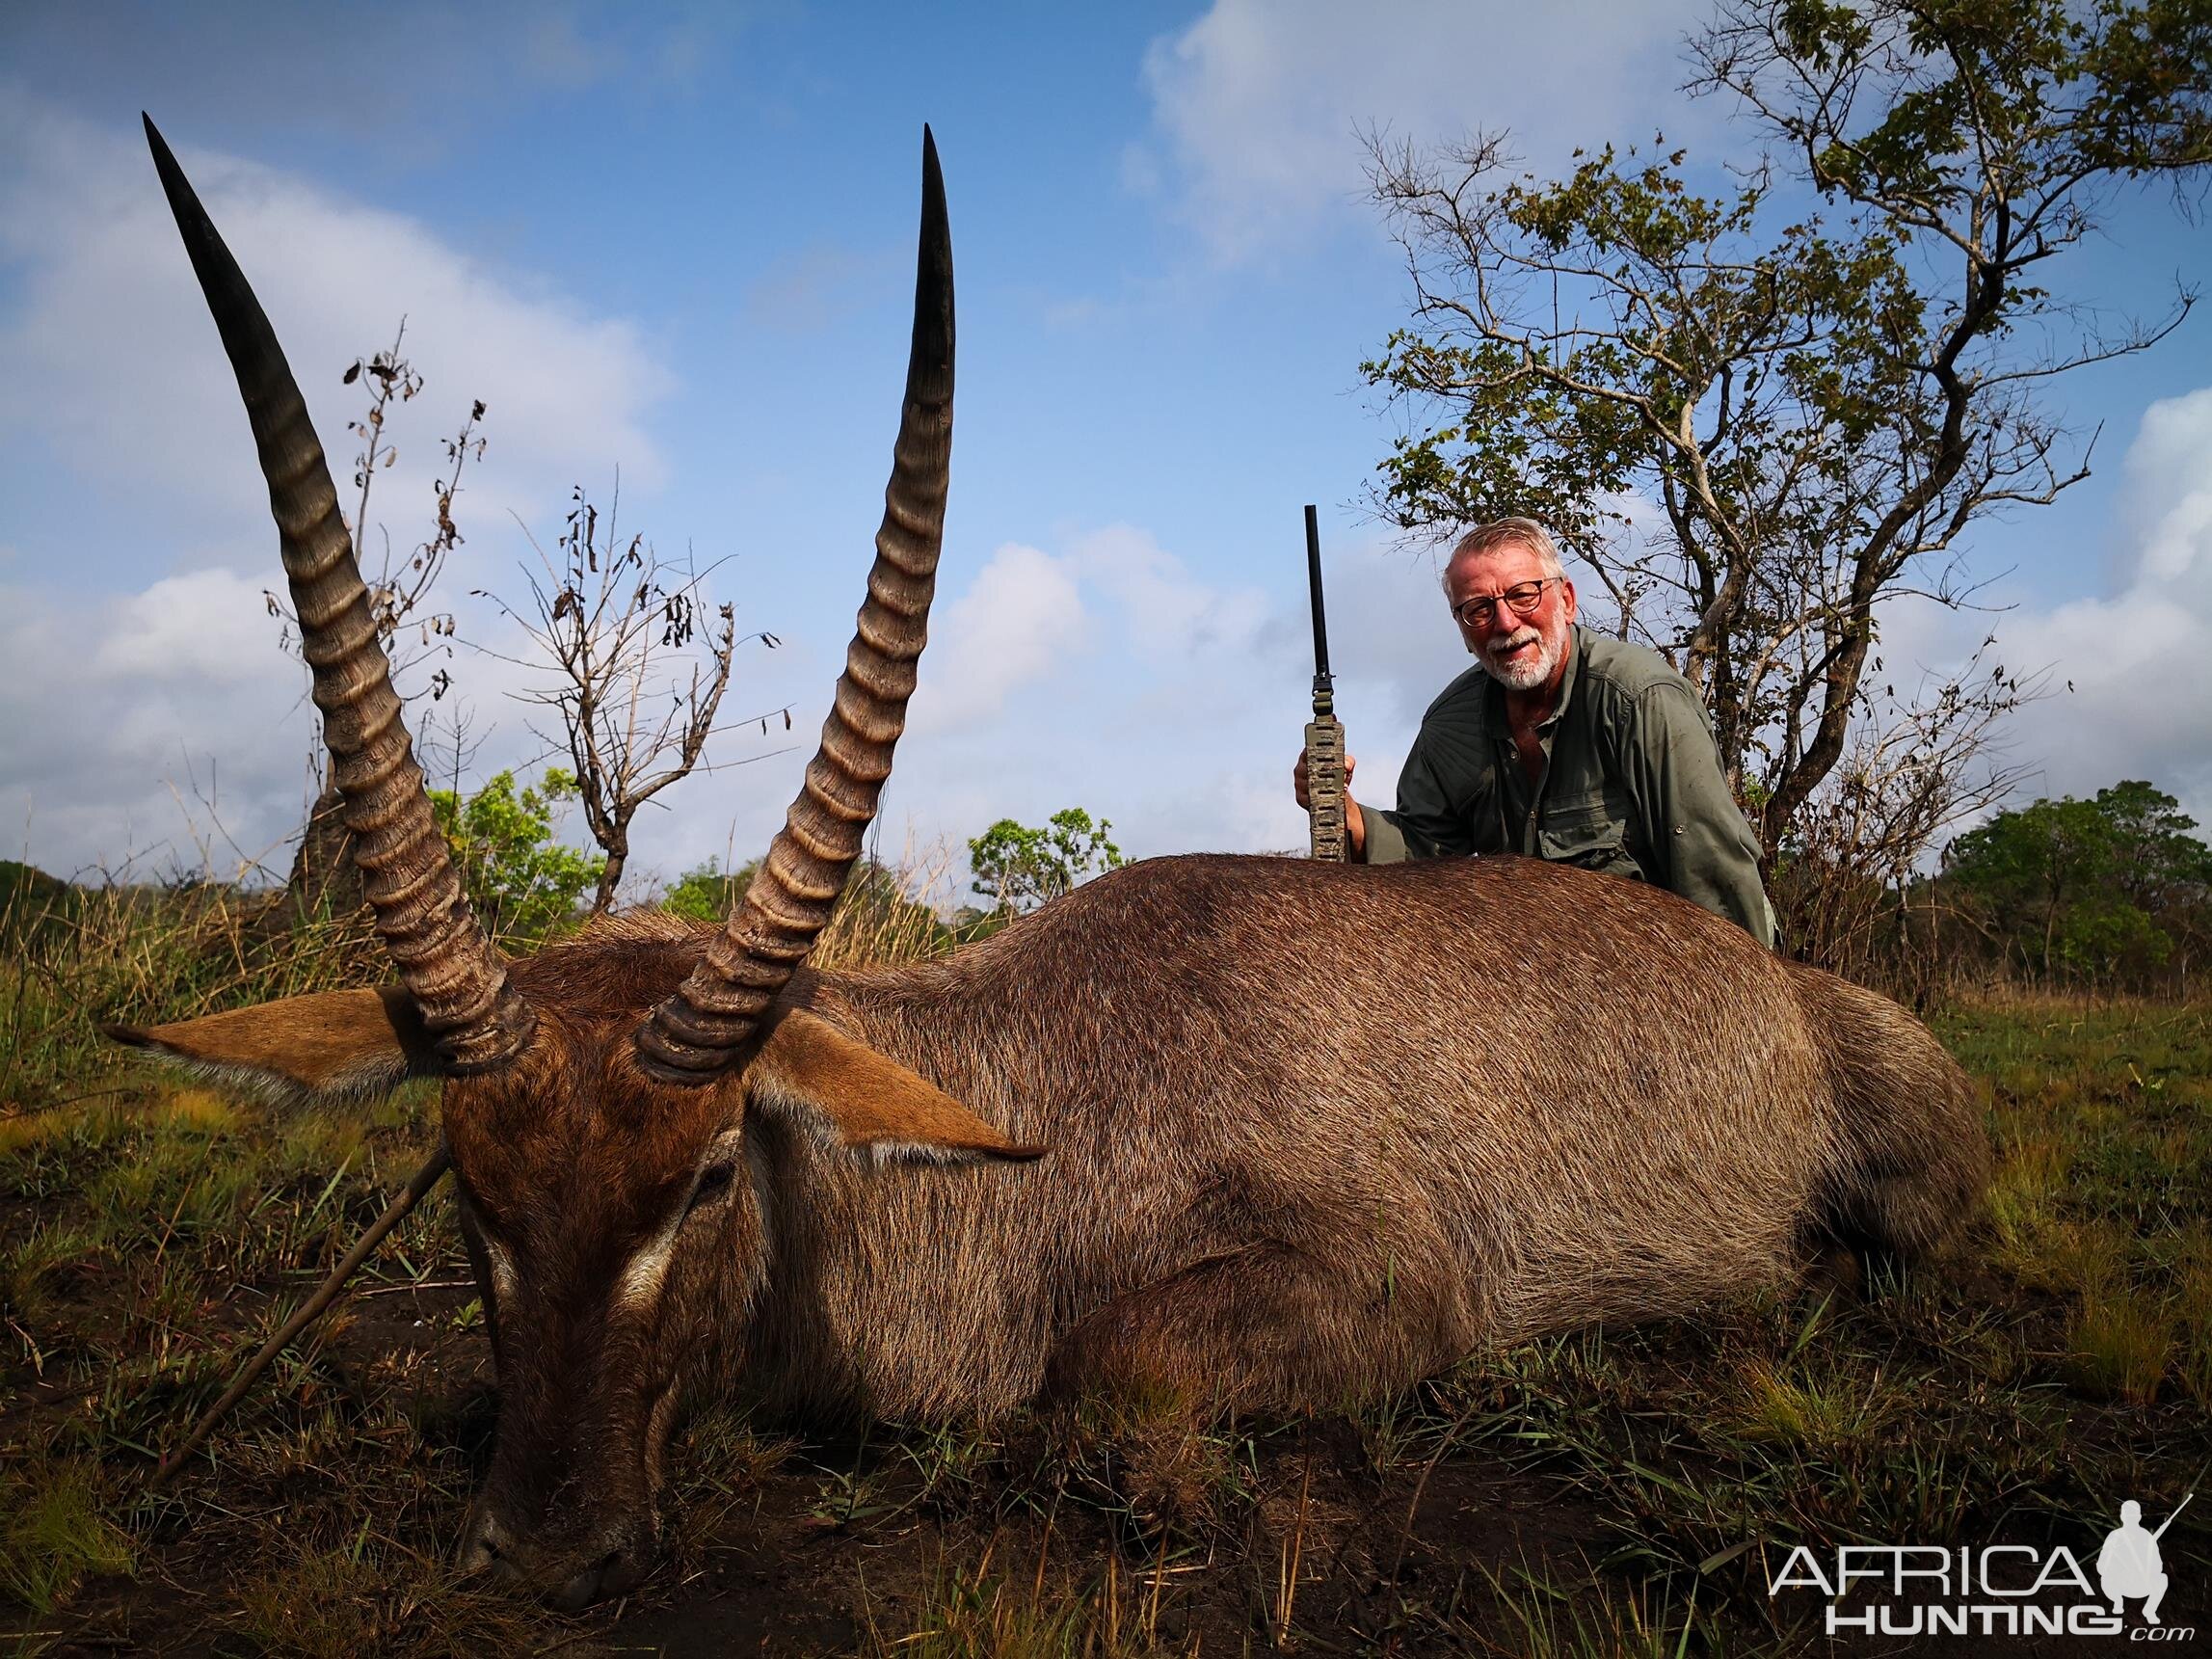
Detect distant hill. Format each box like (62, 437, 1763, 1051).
(0, 860, 78, 939)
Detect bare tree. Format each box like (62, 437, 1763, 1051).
(277, 322, 487, 922)
(484, 483, 786, 914)
(1772, 639, 2039, 990)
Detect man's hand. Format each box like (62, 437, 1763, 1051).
(1292, 751, 1366, 860)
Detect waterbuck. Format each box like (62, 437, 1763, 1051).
(113, 119, 1987, 1609)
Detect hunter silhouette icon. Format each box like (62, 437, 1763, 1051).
(2099, 1495, 2190, 1624)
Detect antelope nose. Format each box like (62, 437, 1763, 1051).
(460, 1511, 520, 1584)
(547, 1562, 602, 1613)
(548, 1546, 642, 1612)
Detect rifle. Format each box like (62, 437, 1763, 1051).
(2151, 1492, 2193, 1539)
(1303, 504, 1347, 862)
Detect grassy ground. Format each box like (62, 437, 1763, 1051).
(2, 882, 2207, 1655)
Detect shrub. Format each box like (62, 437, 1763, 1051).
(427, 768, 603, 947)
(968, 808, 1123, 918)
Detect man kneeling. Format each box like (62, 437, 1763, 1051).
(1294, 517, 1775, 945)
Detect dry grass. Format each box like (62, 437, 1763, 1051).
(861, 1551, 1191, 1659)
(1723, 1356, 1902, 1455)
(810, 843, 973, 973)
(229, 1541, 565, 1659)
(2, 871, 388, 1113)
(1466, 1561, 1719, 1659)
(2065, 1282, 2174, 1405)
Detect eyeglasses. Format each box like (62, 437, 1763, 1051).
(1452, 576, 1560, 629)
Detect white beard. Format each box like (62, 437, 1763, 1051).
(1480, 622, 1562, 691)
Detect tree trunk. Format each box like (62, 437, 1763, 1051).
(282, 783, 365, 926)
(591, 833, 627, 917)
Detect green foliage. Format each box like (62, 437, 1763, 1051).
(967, 808, 1125, 917)
(427, 768, 603, 946)
(1369, 145, 1918, 557)
(1946, 781, 2212, 985)
(660, 856, 758, 923)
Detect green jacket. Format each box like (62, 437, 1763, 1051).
(1361, 626, 1776, 945)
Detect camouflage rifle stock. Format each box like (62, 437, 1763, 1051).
(1303, 504, 1347, 862)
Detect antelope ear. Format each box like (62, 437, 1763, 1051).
(103, 987, 440, 1109)
(748, 1009, 1043, 1165)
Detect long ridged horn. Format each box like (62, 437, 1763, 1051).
(637, 127, 953, 1082)
(145, 116, 534, 1074)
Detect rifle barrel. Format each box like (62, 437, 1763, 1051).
(2151, 1491, 2193, 1539)
(1305, 504, 1331, 685)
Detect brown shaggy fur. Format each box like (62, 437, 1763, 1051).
(729, 854, 1986, 1422)
(119, 852, 1987, 1599)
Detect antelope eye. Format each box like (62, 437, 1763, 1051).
(686, 1162, 736, 1214)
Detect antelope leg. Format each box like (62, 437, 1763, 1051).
(1043, 1244, 1459, 1414)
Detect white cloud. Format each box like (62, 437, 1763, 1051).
(0, 576, 309, 879)
(0, 564, 591, 882)
(93, 569, 289, 684)
(880, 522, 1453, 890)
(1071, 522, 1270, 661)
(2125, 390, 2212, 585)
(908, 524, 1280, 740)
(1986, 387, 2212, 820)
(0, 511, 1513, 902)
(1809, 386, 2212, 839)
(0, 97, 672, 562)
(912, 542, 1092, 733)
(1134, 0, 1709, 262)
(557, 520, 1398, 902)
(1312, 541, 1466, 725)
(0, 95, 692, 880)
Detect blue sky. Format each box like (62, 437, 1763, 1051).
(3, 1, 2208, 902)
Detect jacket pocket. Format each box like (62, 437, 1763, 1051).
(1537, 787, 1639, 877)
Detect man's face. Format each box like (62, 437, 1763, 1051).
(1447, 542, 1577, 692)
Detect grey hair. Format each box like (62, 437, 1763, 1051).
(1444, 518, 1567, 585)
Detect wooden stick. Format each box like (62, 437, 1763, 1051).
(147, 1145, 452, 1490)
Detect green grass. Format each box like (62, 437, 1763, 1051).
(1469, 1562, 1723, 1659)
(0, 1461, 133, 1615)
(0, 1218, 108, 1327)
(1937, 999, 2212, 1409)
